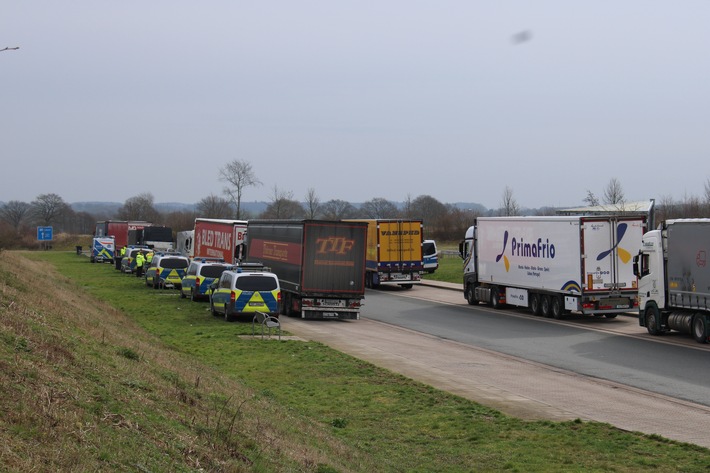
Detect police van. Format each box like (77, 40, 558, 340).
(208, 269, 281, 322)
(180, 259, 234, 301)
(145, 253, 190, 289)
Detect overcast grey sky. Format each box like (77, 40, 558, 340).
(2, 2, 709, 209)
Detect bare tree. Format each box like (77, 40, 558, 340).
(657, 194, 675, 224)
(602, 178, 625, 206)
(0, 200, 31, 232)
(303, 188, 321, 219)
(360, 197, 399, 219)
(320, 199, 357, 220)
(30, 193, 70, 225)
(401, 194, 414, 219)
(499, 186, 519, 216)
(196, 194, 233, 219)
(219, 160, 262, 220)
(260, 186, 305, 219)
(411, 195, 447, 224)
(583, 190, 600, 207)
(117, 193, 160, 222)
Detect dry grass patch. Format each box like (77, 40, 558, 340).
(0, 250, 372, 472)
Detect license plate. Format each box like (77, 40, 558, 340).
(249, 302, 264, 306)
(317, 299, 345, 307)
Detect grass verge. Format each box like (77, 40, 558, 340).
(3, 249, 710, 472)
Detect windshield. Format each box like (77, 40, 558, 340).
(200, 265, 230, 278)
(160, 258, 189, 269)
(235, 275, 278, 291)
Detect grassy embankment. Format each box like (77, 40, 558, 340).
(2, 248, 709, 472)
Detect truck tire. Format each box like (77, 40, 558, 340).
(465, 285, 476, 305)
(490, 288, 503, 310)
(605, 314, 618, 319)
(371, 273, 380, 289)
(541, 295, 552, 318)
(530, 294, 541, 316)
(692, 315, 708, 343)
(645, 306, 661, 335)
(551, 296, 564, 320)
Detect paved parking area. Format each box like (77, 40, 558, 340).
(281, 292, 710, 449)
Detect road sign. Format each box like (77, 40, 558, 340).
(37, 226, 53, 241)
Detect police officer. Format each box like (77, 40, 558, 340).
(135, 251, 145, 278)
(146, 251, 154, 266)
(116, 246, 127, 270)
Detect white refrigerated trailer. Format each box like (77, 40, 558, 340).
(459, 216, 646, 319)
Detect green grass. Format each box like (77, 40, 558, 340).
(8, 250, 710, 472)
(423, 253, 463, 284)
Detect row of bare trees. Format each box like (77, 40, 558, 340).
(3, 164, 710, 248)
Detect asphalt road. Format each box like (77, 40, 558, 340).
(363, 286, 710, 406)
(279, 283, 710, 448)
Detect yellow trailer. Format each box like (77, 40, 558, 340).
(348, 219, 424, 289)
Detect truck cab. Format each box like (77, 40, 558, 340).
(633, 229, 666, 334)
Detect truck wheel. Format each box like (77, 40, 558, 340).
(401, 284, 413, 289)
(530, 294, 541, 316)
(541, 295, 552, 318)
(490, 288, 503, 310)
(371, 273, 380, 289)
(645, 306, 660, 335)
(465, 285, 476, 305)
(692, 315, 708, 343)
(605, 314, 618, 319)
(224, 305, 233, 322)
(551, 297, 565, 320)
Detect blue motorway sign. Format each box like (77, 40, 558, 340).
(37, 226, 53, 241)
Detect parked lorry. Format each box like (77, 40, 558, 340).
(347, 219, 424, 288)
(129, 226, 174, 251)
(633, 219, 710, 343)
(95, 220, 151, 269)
(459, 216, 646, 318)
(176, 230, 194, 259)
(246, 219, 368, 320)
(193, 218, 247, 264)
(90, 236, 115, 263)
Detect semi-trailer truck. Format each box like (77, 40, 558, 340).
(193, 218, 247, 264)
(633, 219, 710, 343)
(347, 219, 424, 288)
(459, 216, 646, 318)
(246, 219, 368, 320)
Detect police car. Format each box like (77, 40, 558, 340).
(209, 269, 281, 322)
(121, 246, 151, 273)
(180, 259, 235, 301)
(145, 253, 190, 289)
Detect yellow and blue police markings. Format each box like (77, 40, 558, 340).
(180, 274, 219, 300)
(146, 265, 187, 289)
(211, 287, 280, 321)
